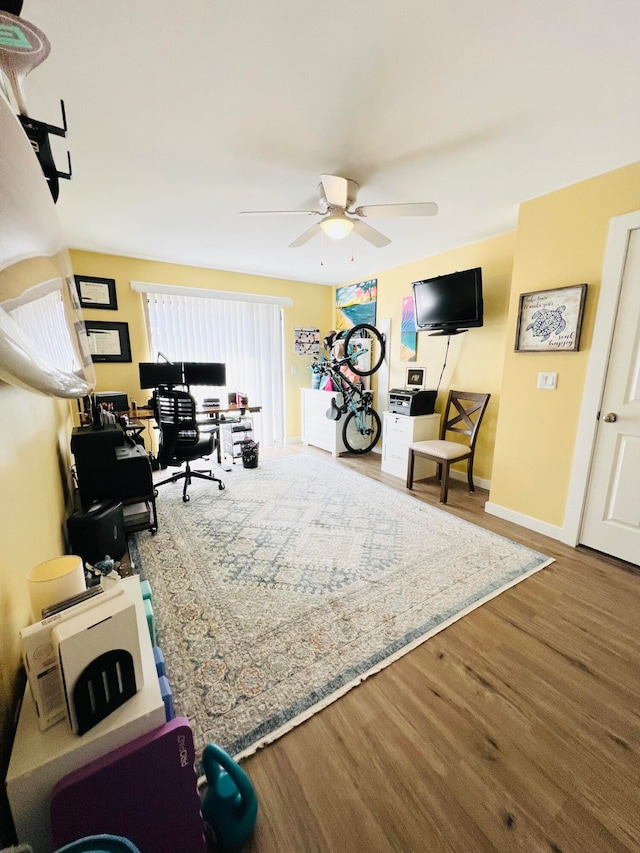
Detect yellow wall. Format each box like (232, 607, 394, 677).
(490, 161, 640, 526)
(2, 160, 639, 775)
(0, 385, 74, 755)
(347, 232, 515, 482)
(70, 251, 333, 441)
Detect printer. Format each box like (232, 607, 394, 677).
(388, 388, 437, 416)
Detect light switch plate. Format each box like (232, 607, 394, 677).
(537, 372, 557, 390)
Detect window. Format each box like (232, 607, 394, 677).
(145, 289, 285, 448)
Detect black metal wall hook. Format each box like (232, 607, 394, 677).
(18, 98, 72, 202)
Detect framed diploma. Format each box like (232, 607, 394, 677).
(75, 275, 118, 310)
(84, 320, 132, 362)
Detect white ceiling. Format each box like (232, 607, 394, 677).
(15, 0, 640, 286)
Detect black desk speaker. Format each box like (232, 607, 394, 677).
(67, 500, 126, 565)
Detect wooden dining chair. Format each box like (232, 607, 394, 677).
(406, 390, 491, 504)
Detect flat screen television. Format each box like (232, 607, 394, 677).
(182, 362, 226, 387)
(138, 362, 183, 389)
(412, 267, 483, 336)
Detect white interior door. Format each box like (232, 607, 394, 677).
(580, 228, 640, 565)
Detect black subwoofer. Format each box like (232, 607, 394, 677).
(66, 500, 127, 565)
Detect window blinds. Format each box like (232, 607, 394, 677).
(145, 290, 285, 449)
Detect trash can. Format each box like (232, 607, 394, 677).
(240, 438, 259, 469)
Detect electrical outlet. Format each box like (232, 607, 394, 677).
(290, 365, 297, 375)
(537, 372, 557, 390)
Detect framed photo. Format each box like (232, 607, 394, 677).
(406, 367, 425, 389)
(515, 284, 587, 352)
(75, 275, 118, 310)
(84, 320, 131, 363)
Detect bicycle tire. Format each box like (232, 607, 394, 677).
(342, 408, 382, 454)
(343, 323, 385, 376)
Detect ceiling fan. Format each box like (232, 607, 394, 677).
(240, 174, 438, 248)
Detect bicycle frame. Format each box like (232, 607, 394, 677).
(315, 352, 374, 429)
(311, 325, 384, 453)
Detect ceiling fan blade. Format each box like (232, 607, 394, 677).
(320, 174, 348, 208)
(289, 222, 323, 248)
(355, 202, 439, 218)
(240, 209, 320, 216)
(352, 219, 391, 248)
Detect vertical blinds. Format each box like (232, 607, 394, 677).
(146, 291, 285, 448)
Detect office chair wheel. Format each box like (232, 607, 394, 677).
(154, 488, 159, 498)
(183, 494, 190, 503)
(150, 526, 157, 535)
(218, 482, 225, 491)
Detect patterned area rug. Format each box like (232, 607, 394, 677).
(132, 454, 552, 761)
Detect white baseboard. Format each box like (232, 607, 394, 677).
(285, 436, 302, 445)
(449, 469, 490, 491)
(484, 501, 564, 541)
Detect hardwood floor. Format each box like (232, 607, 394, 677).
(236, 447, 640, 853)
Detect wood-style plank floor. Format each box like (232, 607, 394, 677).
(232, 447, 640, 853)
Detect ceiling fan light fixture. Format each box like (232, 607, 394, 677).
(320, 214, 354, 240)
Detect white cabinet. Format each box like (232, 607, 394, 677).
(301, 388, 347, 456)
(381, 412, 440, 480)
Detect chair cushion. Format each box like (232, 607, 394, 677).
(173, 433, 214, 462)
(410, 440, 472, 461)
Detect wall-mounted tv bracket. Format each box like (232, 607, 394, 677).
(18, 99, 72, 202)
(0, 8, 71, 201)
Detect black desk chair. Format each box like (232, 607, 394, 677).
(154, 387, 225, 502)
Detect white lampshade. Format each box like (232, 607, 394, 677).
(320, 215, 354, 240)
(27, 555, 86, 622)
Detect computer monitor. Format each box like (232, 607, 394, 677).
(138, 362, 183, 389)
(182, 362, 226, 386)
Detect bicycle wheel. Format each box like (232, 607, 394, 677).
(342, 408, 381, 454)
(343, 323, 385, 376)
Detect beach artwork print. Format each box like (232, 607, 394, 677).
(401, 295, 417, 361)
(335, 279, 377, 330)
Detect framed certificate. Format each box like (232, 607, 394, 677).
(75, 275, 118, 310)
(85, 321, 131, 362)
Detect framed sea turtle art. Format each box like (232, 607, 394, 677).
(515, 284, 587, 352)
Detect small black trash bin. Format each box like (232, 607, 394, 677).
(240, 438, 259, 468)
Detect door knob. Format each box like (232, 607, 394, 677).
(603, 412, 617, 423)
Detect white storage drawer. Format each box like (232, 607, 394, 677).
(383, 413, 415, 443)
(381, 412, 440, 481)
(382, 441, 413, 479)
(301, 388, 347, 456)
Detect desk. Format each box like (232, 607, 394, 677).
(128, 405, 262, 465)
(123, 404, 262, 420)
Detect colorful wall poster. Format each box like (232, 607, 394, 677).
(335, 279, 377, 330)
(400, 296, 417, 361)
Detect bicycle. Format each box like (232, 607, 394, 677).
(311, 322, 386, 454)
